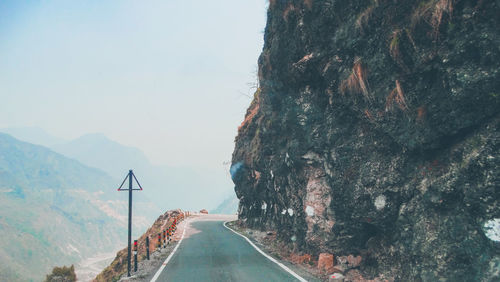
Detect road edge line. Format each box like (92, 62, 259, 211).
(223, 221, 308, 282)
(150, 219, 190, 282)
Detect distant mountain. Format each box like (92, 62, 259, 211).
(51, 133, 235, 212)
(51, 133, 150, 180)
(0, 133, 159, 281)
(0, 126, 65, 147)
(210, 195, 238, 215)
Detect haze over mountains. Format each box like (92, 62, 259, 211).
(0, 126, 66, 148)
(0, 127, 237, 281)
(52, 133, 150, 180)
(2, 127, 237, 212)
(0, 132, 158, 281)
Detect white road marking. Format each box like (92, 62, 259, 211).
(150, 219, 190, 282)
(223, 221, 308, 282)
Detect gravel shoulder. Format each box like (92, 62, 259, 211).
(225, 221, 323, 282)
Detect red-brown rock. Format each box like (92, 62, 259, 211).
(318, 253, 335, 273)
(290, 254, 312, 265)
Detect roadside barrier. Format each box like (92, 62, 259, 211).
(146, 236, 150, 260)
(163, 230, 167, 248)
(133, 240, 138, 272)
(167, 227, 170, 244)
(157, 233, 161, 250)
(129, 212, 188, 274)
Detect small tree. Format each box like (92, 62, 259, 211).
(44, 265, 77, 282)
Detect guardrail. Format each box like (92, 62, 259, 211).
(131, 211, 188, 274)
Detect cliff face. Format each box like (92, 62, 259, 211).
(231, 0, 499, 280)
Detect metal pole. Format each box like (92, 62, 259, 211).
(146, 236, 150, 260)
(127, 170, 133, 277)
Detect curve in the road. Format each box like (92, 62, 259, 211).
(150, 218, 307, 282)
(150, 219, 190, 282)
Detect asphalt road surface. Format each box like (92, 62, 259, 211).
(152, 216, 302, 282)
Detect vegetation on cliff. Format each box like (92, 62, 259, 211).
(44, 265, 77, 282)
(232, 0, 499, 280)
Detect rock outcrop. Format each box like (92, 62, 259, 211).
(231, 0, 499, 280)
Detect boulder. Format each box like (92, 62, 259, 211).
(318, 253, 334, 273)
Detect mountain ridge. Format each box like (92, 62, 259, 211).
(0, 132, 158, 281)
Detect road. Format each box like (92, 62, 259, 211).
(151, 215, 303, 282)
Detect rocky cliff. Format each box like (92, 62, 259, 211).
(231, 0, 499, 280)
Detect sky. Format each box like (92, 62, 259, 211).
(0, 0, 268, 172)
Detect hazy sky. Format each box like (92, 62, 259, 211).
(0, 0, 267, 170)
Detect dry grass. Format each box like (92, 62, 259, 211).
(431, 0, 454, 34)
(411, 0, 454, 38)
(417, 106, 427, 121)
(389, 29, 401, 60)
(389, 29, 409, 71)
(339, 57, 372, 101)
(304, 0, 313, 10)
(356, 6, 375, 33)
(386, 80, 408, 111)
(411, 1, 433, 28)
(283, 4, 296, 21)
(405, 28, 418, 50)
(364, 109, 374, 121)
(238, 89, 261, 131)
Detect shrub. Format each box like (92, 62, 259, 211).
(44, 265, 76, 282)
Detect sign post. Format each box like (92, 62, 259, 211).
(117, 170, 143, 277)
